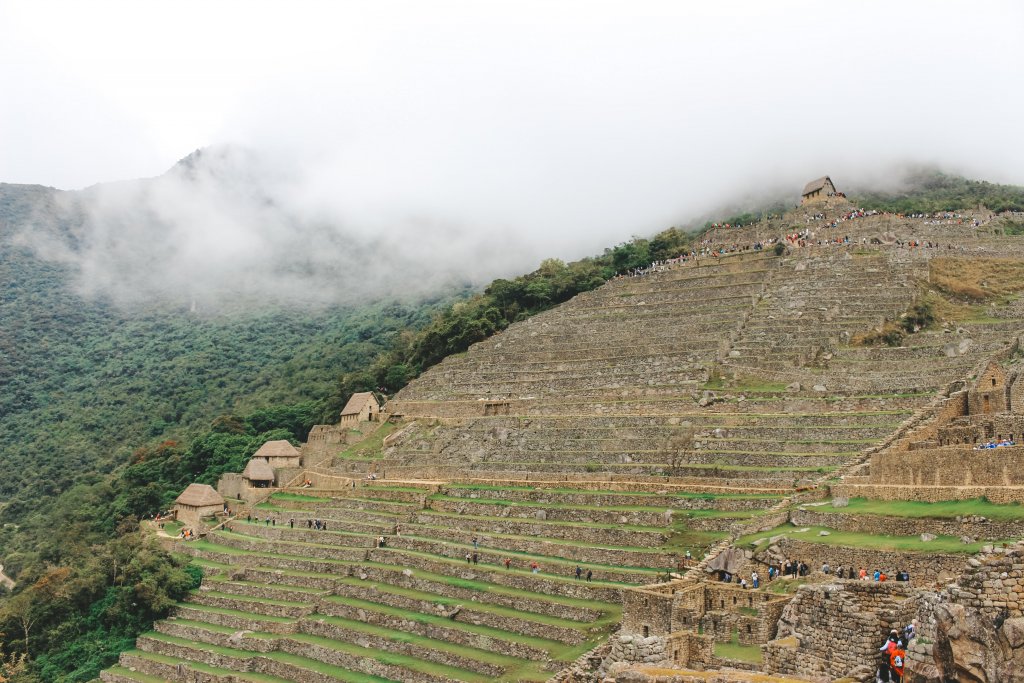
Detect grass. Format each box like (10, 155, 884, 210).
(836, 497, 1024, 521)
(737, 523, 1012, 553)
(335, 421, 397, 460)
(714, 630, 763, 664)
(269, 492, 331, 503)
(931, 257, 1024, 301)
(445, 483, 784, 500)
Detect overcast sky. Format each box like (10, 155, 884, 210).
(2, 1, 1023, 301)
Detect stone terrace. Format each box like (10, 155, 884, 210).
(104, 202, 1024, 683)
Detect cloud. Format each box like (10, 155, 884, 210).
(3, 1, 1024, 307)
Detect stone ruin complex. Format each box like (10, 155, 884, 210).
(103, 190, 1024, 683)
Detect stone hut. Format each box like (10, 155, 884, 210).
(253, 439, 301, 467)
(173, 483, 224, 529)
(340, 392, 380, 425)
(242, 457, 275, 488)
(801, 175, 838, 204)
(969, 361, 1008, 415)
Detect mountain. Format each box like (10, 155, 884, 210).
(0, 157, 470, 543)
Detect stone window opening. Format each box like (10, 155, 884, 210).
(993, 378, 998, 387)
(746, 624, 752, 634)
(732, 597, 737, 605)
(643, 625, 650, 638)
(720, 600, 725, 608)
(748, 596, 753, 607)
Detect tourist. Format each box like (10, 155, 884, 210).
(739, 577, 748, 589)
(890, 640, 906, 682)
(835, 565, 844, 579)
(472, 553, 479, 564)
(751, 571, 759, 589)
(504, 557, 512, 569)
(307, 519, 312, 529)
(322, 521, 327, 531)
(472, 536, 479, 550)
(575, 565, 582, 580)
(822, 562, 831, 575)
(685, 549, 692, 564)
(465, 553, 472, 563)
(878, 629, 899, 681)
(586, 569, 593, 582)
(531, 561, 540, 574)
(767, 565, 776, 580)
(289, 518, 294, 528)
(860, 567, 868, 580)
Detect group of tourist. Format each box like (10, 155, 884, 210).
(974, 438, 1016, 449)
(878, 623, 916, 682)
(719, 560, 912, 590)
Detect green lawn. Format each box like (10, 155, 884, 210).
(836, 497, 1024, 521)
(738, 523, 1013, 553)
(714, 631, 763, 664)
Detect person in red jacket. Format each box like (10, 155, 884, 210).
(889, 641, 906, 682)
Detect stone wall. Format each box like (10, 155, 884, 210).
(906, 542, 1024, 683)
(757, 538, 968, 585)
(790, 508, 1023, 542)
(832, 481, 1024, 503)
(763, 581, 919, 681)
(868, 446, 1024, 487)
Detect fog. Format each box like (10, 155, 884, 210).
(2, 1, 1022, 306)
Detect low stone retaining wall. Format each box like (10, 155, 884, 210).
(410, 511, 669, 547)
(169, 605, 298, 634)
(211, 532, 370, 562)
(242, 565, 602, 621)
(363, 550, 624, 602)
(387, 535, 661, 583)
(832, 482, 1024, 504)
(438, 485, 781, 510)
(297, 619, 506, 676)
(427, 498, 672, 527)
(790, 507, 1024, 541)
(312, 600, 554, 665)
(760, 537, 969, 585)
(330, 580, 586, 645)
(188, 591, 314, 619)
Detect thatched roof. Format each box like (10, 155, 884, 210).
(253, 439, 299, 458)
(341, 391, 378, 416)
(802, 176, 834, 196)
(242, 457, 275, 481)
(175, 483, 224, 507)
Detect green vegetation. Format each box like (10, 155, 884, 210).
(714, 630, 763, 664)
(737, 523, 1010, 553)
(837, 497, 1024, 521)
(851, 169, 1024, 213)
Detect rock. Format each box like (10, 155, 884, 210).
(697, 397, 710, 407)
(618, 635, 634, 644)
(921, 533, 937, 542)
(831, 497, 849, 508)
(358, 572, 368, 580)
(961, 535, 975, 544)
(818, 530, 831, 536)
(618, 516, 629, 524)
(1002, 617, 1024, 649)
(227, 630, 251, 646)
(728, 349, 741, 357)
(402, 568, 413, 577)
(786, 382, 802, 392)
(535, 510, 547, 520)
(813, 384, 827, 392)
(944, 343, 958, 358)
(959, 338, 974, 354)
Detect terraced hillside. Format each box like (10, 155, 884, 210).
(104, 199, 1024, 682)
(105, 484, 788, 683)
